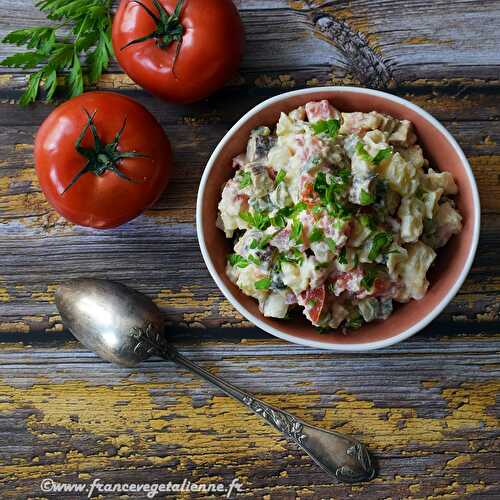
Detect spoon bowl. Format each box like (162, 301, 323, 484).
(56, 278, 162, 367)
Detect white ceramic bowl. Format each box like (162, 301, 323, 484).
(196, 87, 480, 351)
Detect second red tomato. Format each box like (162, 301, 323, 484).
(112, 0, 245, 103)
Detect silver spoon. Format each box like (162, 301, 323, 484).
(55, 278, 376, 483)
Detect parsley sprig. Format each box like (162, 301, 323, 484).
(360, 268, 378, 290)
(0, 0, 113, 105)
(311, 119, 340, 139)
(239, 210, 271, 231)
(368, 232, 393, 261)
(355, 142, 393, 165)
(313, 171, 351, 218)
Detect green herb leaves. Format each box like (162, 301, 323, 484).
(250, 233, 274, 250)
(228, 254, 249, 268)
(276, 249, 304, 271)
(228, 253, 260, 269)
(271, 202, 306, 228)
(360, 268, 377, 290)
(373, 148, 393, 165)
(338, 247, 348, 265)
(309, 226, 324, 243)
(275, 169, 286, 186)
(291, 220, 303, 242)
(0, 0, 113, 105)
(313, 171, 351, 218)
(311, 119, 340, 140)
(239, 171, 252, 189)
(239, 210, 271, 231)
(255, 278, 272, 290)
(355, 142, 393, 165)
(368, 232, 393, 261)
(360, 189, 375, 206)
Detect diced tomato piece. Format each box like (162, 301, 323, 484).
(305, 100, 340, 123)
(300, 181, 319, 206)
(372, 277, 398, 298)
(300, 285, 326, 323)
(236, 193, 249, 211)
(266, 166, 276, 180)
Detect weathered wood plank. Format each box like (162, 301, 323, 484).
(1, 0, 500, 89)
(0, 85, 499, 334)
(0, 342, 498, 498)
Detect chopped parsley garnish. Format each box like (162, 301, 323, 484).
(346, 315, 363, 329)
(291, 220, 303, 242)
(309, 226, 324, 243)
(239, 210, 270, 231)
(360, 189, 375, 206)
(248, 255, 261, 265)
(315, 261, 330, 270)
(361, 268, 377, 290)
(250, 233, 274, 250)
(276, 249, 304, 271)
(229, 253, 261, 268)
(326, 238, 336, 252)
(293, 201, 307, 214)
(228, 254, 248, 268)
(327, 282, 336, 294)
(255, 278, 272, 290)
(313, 171, 351, 218)
(337, 168, 351, 183)
(275, 169, 286, 186)
(271, 213, 286, 228)
(311, 119, 340, 139)
(307, 299, 317, 307)
(368, 232, 393, 261)
(372, 148, 393, 165)
(271, 202, 307, 228)
(338, 247, 348, 265)
(355, 142, 372, 163)
(239, 171, 252, 189)
(353, 253, 359, 267)
(356, 142, 393, 165)
(359, 214, 376, 230)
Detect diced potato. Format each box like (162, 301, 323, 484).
(398, 196, 426, 243)
(395, 241, 436, 301)
(388, 120, 417, 147)
(423, 168, 458, 195)
(379, 152, 418, 196)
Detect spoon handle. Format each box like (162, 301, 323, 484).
(159, 343, 375, 483)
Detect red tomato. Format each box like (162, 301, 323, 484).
(112, 0, 245, 103)
(34, 91, 172, 229)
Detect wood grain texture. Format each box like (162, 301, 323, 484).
(0, 339, 499, 499)
(0, 0, 499, 497)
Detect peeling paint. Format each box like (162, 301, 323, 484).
(327, 381, 499, 450)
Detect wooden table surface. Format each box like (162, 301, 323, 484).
(1, 1, 499, 498)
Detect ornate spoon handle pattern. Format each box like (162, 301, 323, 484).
(132, 323, 376, 483)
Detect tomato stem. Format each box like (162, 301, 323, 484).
(63, 108, 148, 194)
(121, 0, 186, 75)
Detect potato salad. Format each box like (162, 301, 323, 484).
(217, 100, 463, 331)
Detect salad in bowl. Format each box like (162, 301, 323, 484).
(217, 100, 463, 332)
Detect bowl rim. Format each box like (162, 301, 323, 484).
(196, 86, 481, 351)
